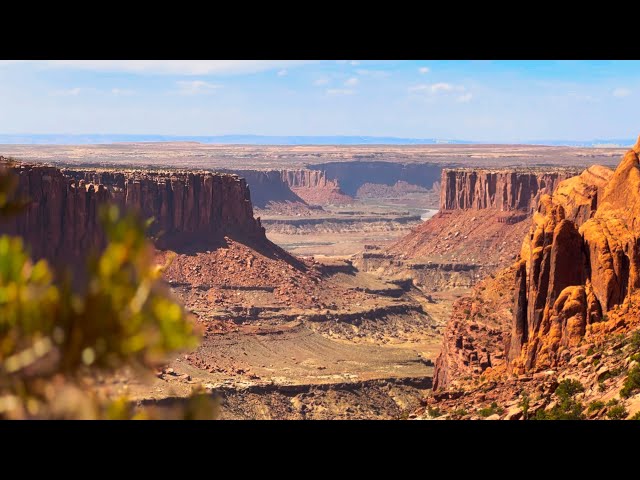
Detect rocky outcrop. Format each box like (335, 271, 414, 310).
(432, 162, 618, 389)
(0, 162, 266, 268)
(225, 170, 307, 208)
(507, 162, 618, 372)
(439, 169, 579, 212)
(281, 169, 353, 205)
(222, 169, 352, 207)
(433, 139, 640, 385)
(311, 161, 443, 197)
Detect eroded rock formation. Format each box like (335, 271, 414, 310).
(432, 140, 640, 389)
(440, 169, 577, 212)
(281, 169, 352, 205)
(223, 169, 353, 207)
(226, 170, 307, 208)
(312, 161, 442, 197)
(0, 162, 266, 268)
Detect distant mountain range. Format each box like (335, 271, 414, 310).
(0, 134, 635, 147)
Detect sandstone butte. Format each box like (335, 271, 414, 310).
(0, 162, 266, 269)
(434, 136, 640, 390)
(384, 167, 578, 270)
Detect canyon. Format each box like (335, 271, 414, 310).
(2, 141, 639, 419)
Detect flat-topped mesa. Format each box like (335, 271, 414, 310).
(439, 168, 580, 212)
(0, 162, 266, 268)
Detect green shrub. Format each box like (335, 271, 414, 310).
(463, 309, 471, 315)
(630, 331, 640, 351)
(630, 353, 640, 363)
(519, 393, 530, 420)
(451, 408, 468, 418)
(587, 346, 595, 356)
(427, 406, 442, 418)
(478, 401, 504, 418)
(587, 400, 605, 412)
(630, 411, 640, 420)
(535, 401, 585, 420)
(620, 365, 640, 398)
(607, 405, 628, 420)
(599, 367, 623, 382)
(535, 380, 586, 420)
(555, 379, 584, 401)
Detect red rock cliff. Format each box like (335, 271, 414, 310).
(0, 162, 265, 267)
(432, 165, 617, 389)
(281, 169, 353, 205)
(225, 169, 307, 208)
(439, 169, 577, 212)
(507, 163, 621, 372)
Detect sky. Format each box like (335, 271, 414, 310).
(0, 60, 639, 142)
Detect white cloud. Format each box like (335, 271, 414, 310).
(176, 80, 222, 95)
(3, 60, 315, 76)
(457, 93, 473, 103)
(277, 69, 288, 77)
(344, 77, 359, 87)
(612, 87, 631, 98)
(355, 69, 391, 78)
(567, 92, 598, 102)
(326, 88, 355, 96)
(52, 87, 82, 96)
(419, 67, 430, 74)
(313, 78, 330, 86)
(409, 82, 461, 94)
(111, 88, 135, 96)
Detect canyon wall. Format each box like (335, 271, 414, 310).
(431, 156, 631, 389)
(439, 169, 579, 212)
(0, 162, 265, 268)
(311, 161, 443, 197)
(371, 169, 578, 292)
(508, 163, 623, 372)
(225, 169, 307, 208)
(225, 169, 352, 207)
(280, 169, 353, 205)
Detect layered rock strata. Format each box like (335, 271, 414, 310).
(0, 162, 265, 267)
(432, 145, 640, 388)
(440, 169, 579, 212)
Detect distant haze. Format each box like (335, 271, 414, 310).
(0, 134, 634, 147)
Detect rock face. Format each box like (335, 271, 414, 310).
(226, 170, 307, 208)
(281, 169, 353, 205)
(431, 163, 621, 389)
(432, 140, 640, 388)
(311, 161, 443, 197)
(223, 169, 353, 207)
(0, 162, 266, 268)
(508, 162, 619, 372)
(440, 169, 577, 212)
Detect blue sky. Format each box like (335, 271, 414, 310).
(0, 60, 639, 141)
